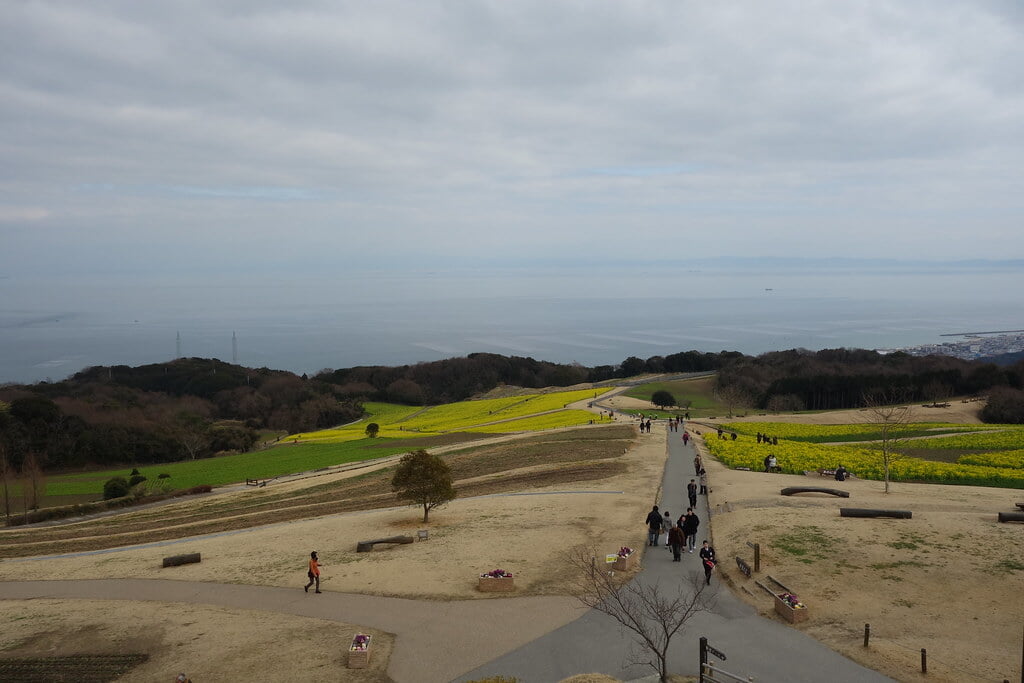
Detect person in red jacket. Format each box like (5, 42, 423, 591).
(304, 551, 323, 593)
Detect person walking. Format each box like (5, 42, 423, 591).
(667, 523, 685, 562)
(682, 508, 700, 552)
(645, 505, 663, 546)
(682, 431, 690, 446)
(699, 541, 717, 584)
(662, 511, 673, 548)
(687, 479, 698, 508)
(699, 468, 708, 495)
(304, 551, 323, 593)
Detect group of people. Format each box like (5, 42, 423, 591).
(645, 505, 718, 583)
(763, 453, 779, 473)
(715, 427, 737, 440)
(756, 432, 779, 446)
(638, 418, 653, 433)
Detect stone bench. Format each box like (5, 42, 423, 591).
(356, 535, 414, 552)
(781, 487, 850, 498)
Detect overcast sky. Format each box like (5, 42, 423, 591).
(2, 0, 1023, 278)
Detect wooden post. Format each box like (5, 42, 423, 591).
(921, 648, 927, 674)
(699, 636, 708, 682)
(863, 623, 870, 648)
(754, 543, 760, 573)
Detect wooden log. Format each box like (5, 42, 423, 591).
(998, 512, 1024, 523)
(840, 508, 912, 519)
(356, 535, 415, 552)
(781, 487, 850, 498)
(1014, 503, 1024, 510)
(162, 553, 201, 567)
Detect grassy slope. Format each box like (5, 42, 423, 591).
(622, 376, 725, 416)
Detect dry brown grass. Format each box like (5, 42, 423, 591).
(0, 425, 635, 558)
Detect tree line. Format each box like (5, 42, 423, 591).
(713, 348, 1024, 415)
(316, 350, 733, 404)
(0, 357, 363, 476)
(3, 346, 1023, 483)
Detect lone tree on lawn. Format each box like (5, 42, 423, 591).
(863, 389, 913, 494)
(566, 545, 714, 682)
(391, 449, 456, 523)
(365, 422, 380, 438)
(650, 390, 677, 411)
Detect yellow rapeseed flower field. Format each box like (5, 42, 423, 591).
(288, 389, 611, 443)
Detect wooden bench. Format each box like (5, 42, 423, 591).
(840, 508, 912, 519)
(356, 535, 415, 552)
(162, 553, 201, 567)
(998, 512, 1024, 523)
(1015, 503, 1024, 511)
(781, 487, 850, 498)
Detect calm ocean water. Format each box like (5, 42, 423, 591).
(2, 266, 1022, 385)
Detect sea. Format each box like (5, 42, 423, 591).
(2, 265, 1022, 385)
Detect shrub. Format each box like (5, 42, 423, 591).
(158, 473, 171, 479)
(103, 476, 131, 500)
(128, 474, 147, 488)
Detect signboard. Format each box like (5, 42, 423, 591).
(606, 554, 618, 563)
(706, 644, 727, 661)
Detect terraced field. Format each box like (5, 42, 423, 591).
(0, 425, 635, 558)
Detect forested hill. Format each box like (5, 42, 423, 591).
(315, 350, 735, 404)
(3, 348, 1024, 475)
(713, 348, 1024, 421)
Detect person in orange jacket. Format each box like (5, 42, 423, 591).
(304, 551, 323, 593)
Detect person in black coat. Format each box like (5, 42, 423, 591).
(645, 505, 663, 546)
(699, 541, 717, 584)
(681, 508, 700, 552)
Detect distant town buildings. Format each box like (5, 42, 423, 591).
(878, 332, 1024, 360)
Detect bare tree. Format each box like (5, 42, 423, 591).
(20, 452, 46, 512)
(0, 443, 11, 523)
(922, 380, 952, 407)
(863, 390, 913, 494)
(716, 384, 752, 418)
(172, 412, 210, 460)
(566, 546, 715, 682)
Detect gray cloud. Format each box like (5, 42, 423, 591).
(2, 0, 1023, 275)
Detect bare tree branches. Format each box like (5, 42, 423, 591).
(863, 389, 913, 494)
(565, 546, 715, 682)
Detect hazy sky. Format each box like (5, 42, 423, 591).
(3, 1, 1023, 277)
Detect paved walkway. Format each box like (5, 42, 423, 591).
(0, 425, 894, 682)
(455, 429, 894, 683)
(0, 578, 586, 683)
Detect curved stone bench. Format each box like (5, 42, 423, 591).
(840, 508, 911, 519)
(781, 487, 850, 498)
(356, 535, 415, 552)
(162, 553, 201, 567)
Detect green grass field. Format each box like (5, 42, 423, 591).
(43, 439, 415, 497)
(39, 387, 614, 500)
(623, 376, 725, 416)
